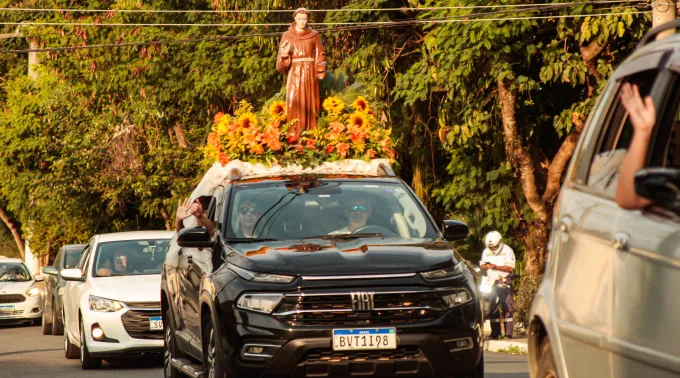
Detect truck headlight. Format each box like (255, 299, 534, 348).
(421, 263, 464, 280)
(89, 295, 124, 312)
(228, 263, 294, 283)
(26, 287, 41, 297)
(236, 293, 283, 314)
(440, 289, 472, 308)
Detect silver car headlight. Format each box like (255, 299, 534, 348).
(89, 295, 124, 312)
(236, 293, 283, 314)
(227, 263, 294, 283)
(440, 288, 472, 308)
(26, 287, 41, 297)
(420, 263, 464, 280)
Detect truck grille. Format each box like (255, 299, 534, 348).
(121, 302, 162, 340)
(303, 346, 422, 363)
(274, 290, 446, 326)
(0, 294, 26, 304)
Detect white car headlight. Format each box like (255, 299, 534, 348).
(440, 288, 472, 308)
(421, 263, 464, 280)
(89, 295, 124, 312)
(236, 293, 283, 314)
(26, 287, 41, 297)
(227, 263, 294, 283)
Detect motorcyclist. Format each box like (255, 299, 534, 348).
(480, 231, 516, 339)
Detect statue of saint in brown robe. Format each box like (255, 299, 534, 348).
(276, 8, 327, 137)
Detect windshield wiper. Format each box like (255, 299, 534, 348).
(302, 233, 383, 240)
(225, 238, 278, 243)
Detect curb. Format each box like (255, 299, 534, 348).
(484, 338, 528, 354)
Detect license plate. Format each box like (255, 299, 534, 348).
(332, 328, 397, 351)
(149, 316, 163, 331)
(0, 305, 14, 313)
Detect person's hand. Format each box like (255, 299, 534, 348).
(176, 198, 194, 221)
(280, 40, 291, 57)
(190, 199, 204, 218)
(621, 83, 656, 135)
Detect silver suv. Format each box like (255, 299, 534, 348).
(528, 21, 680, 378)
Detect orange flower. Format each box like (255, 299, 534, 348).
(287, 134, 298, 144)
(305, 139, 316, 150)
(347, 124, 367, 144)
(262, 125, 282, 151)
(352, 96, 370, 113)
(329, 121, 345, 134)
(293, 144, 304, 152)
(207, 132, 221, 148)
(213, 112, 225, 124)
(326, 145, 335, 154)
(336, 143, 350, 158)
(252, 144, 265, 155)
(218, 152, 230, 166)
(366, 149, 376, 159)
(380, 136, 392, 149)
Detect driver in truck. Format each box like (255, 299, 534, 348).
(331, 194, 373, 234)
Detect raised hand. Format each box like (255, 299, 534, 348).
(280, 40, 291, 57)
(176, 198, 194, 221)
(190, 199, 204, 218)
(621, 83, 656, 135)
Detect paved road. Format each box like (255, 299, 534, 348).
(0, 323, 529, 378)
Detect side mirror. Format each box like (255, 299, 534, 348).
(442, 220, 469, 241)
(34, 274, 45, 282)
(178, 227, 213, 248)
(60, 268, 85, 282)
(635, 167, 680, 208)
(42, 266, 58, 276)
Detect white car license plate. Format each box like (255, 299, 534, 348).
(332, 328, 397, 351)
(149, 316, 163, 331)
(0, 305, 14, 313)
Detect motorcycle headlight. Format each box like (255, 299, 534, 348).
(227, 263, 294, 284)
(440, 288, 472, 308)
(236, 293, 283, 314)
(89, 295, 124, 312)
(421, 263, 464, 280)
(26, 287, 41, 297)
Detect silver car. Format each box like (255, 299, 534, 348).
(528, 21, 680, 378)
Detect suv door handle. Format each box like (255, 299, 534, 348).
(613, 232, 631, 251)
(559, 216, 572, 234)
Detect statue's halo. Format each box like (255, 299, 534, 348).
(293, 7, 310, 18)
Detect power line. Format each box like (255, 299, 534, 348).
(0, 10, 651, 54)
(0, 5, 644, 28)
(0, 0, 643, 14)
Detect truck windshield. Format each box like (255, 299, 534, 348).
(225, 180, 438, 241)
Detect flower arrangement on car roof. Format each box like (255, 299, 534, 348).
(203, 95, 395, 168)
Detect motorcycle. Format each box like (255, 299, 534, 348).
(478, 273, 518, 322)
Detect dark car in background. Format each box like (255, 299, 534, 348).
(162, 164, 484, 378)
(40, 244, 85, 335)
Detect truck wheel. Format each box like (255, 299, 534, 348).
(64, 324, 80, 359)
(164, 308, 182, 378)
(456, 352, 484, 378)
(203, 314, 226, 378)
(536, 338, 558, 378)
(80, 321, 102, 369)
(52, 304, 64, 335)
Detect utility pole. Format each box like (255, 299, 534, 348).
(653, 0, 677, 40)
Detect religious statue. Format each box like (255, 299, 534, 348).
(276, 8, 327, 137)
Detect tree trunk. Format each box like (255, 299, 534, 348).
(522, 219, 549, 275)
(160, 208, 174, 231)
(0, 207, 25, 260)
(173, 122, 188, 148)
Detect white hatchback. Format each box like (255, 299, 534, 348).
(0, 258, 44, 325)
(60, 231, 173, 369)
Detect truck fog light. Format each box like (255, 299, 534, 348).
(248, 346, 264, 354)
(92, 326, 104, 340)
(445, 337, 474, 352)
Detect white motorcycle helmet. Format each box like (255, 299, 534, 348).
(485, 231, 504, 255)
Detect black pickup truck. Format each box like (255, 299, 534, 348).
(161, 165, 484, 378)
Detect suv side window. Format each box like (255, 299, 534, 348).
(76, 247, 90, 270)
(53, 248, 63, 269)
(585, 70, 659, 197)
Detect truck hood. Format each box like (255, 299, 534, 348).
(0, 280, 35, 294)
(90, 274, 161, 303)
(227, 238, 458, 276)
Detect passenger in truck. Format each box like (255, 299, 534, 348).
(330, 194, 373, 234)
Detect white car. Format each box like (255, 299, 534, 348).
(0, 258, 44, 325)
(60, 231, 173, 369)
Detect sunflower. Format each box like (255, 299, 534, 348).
(237, 112, 258, 129)
(322, 96, 345, 114)
(349, 112, 369, 129)
(352, 96, 370, 113)
(269, 101, 286, 121)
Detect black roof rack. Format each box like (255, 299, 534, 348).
(637, 19, 680, 50)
